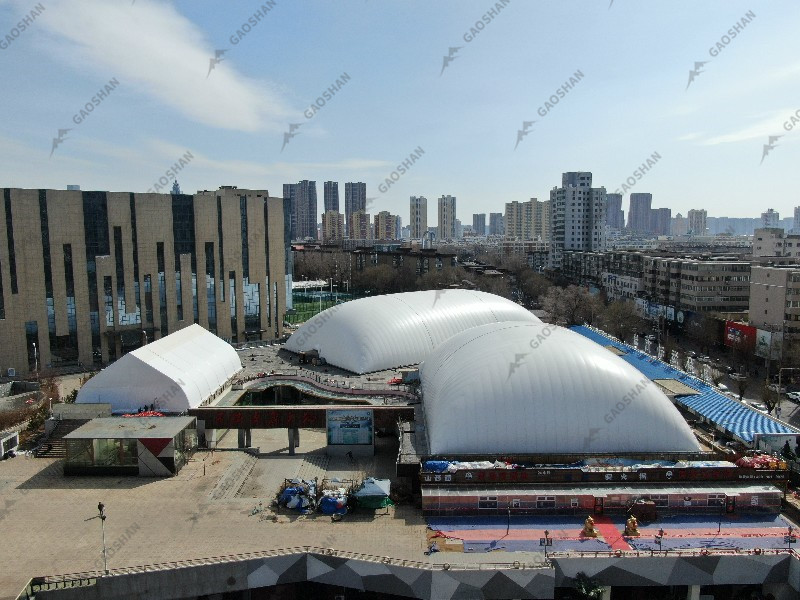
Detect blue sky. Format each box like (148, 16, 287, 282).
(1, 0, 799, 224)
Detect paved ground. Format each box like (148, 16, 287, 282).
(0, 424, 441, 600)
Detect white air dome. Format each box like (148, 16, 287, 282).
(420, 322, 700, 455)
(285, 290, 540, 374)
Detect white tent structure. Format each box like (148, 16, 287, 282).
(420, 322, 700, 455)
(284, 290, 540, 373)
(76, 324, 242, 414)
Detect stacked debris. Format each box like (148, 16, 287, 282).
(277, 479, 317, 513)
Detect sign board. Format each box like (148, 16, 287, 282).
(724, 322, 757, 350)
(755, 329, 783, 360)
(539, 538, 553, 546)
(326, 409, 374, 446)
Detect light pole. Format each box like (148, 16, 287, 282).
(785, 526, 796, 551)
(86, 502, 109, 574)
(655, 527, 664, 553)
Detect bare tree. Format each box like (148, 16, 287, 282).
(736, 377, 749, 401)
(542, 285, 602, 327)
(598, 300, 642, 343)
(761, 383, 781, 414)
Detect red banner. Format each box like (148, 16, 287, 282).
(724, 321, 757, 349)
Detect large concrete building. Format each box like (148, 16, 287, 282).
(471, 213, 486, 236)
(687, 209, 707, 236)
(343, 182, 366, 237)
(488, 211, 504, 235)
(650, 206, 672, 236)
(750, 265, 800, 341)
(321, 210, 344, 243)
(323, 181, 339, 213)
(762, 208, 781, 229)
(504, 199, 550, 242)
(409, 196, 427, 239)
(604, 192, 624, 229)
(753, 227, 800, 259)
(549, 172, 606, 270)
(437, 195, 456, 241)
(348, 210, 372, 241)
(627, 193, 652, 233)
(672, 212, 688, 236)
(283, 180, 317, 240)
(0, 187, 287, 376)
(374, 211, 399, 240)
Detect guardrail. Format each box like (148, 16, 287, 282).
(236, 372, 420, 399)
(19, 544, 800, 599)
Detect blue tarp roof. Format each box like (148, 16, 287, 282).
(571, 325, 796, 443)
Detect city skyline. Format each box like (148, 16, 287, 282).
(1, 1, 799, 220)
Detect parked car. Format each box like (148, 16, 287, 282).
(767, 383, 787, 394)
(787, 391, 800, 403)
(716, 383, 729, 392)
(748, 401, 769, 413)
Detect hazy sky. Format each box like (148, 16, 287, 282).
(1, 0, 798, 224)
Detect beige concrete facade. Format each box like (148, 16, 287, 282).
(409, 196, 427, 240)
(0, 187, 286, 377)
(348, 210, 372, 241)
(321, 210, 344, 243)
(504, 199, 551, 242)
(753, 227, 800, 259)
(374, 211, 399, 240)
(750, 265, 800, 339)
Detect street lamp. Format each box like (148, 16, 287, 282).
(541, 529, 552, 557)
(655, 528, 664, 553)
(86, 502, 109, 574)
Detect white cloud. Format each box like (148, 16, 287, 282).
(28, 0, 293, 132)
(702, 109, 793, 146)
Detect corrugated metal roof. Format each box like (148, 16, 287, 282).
(572, 326, 797, 442)
(422, 483, 781, 497)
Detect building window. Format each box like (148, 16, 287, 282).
(478, 496, 498, 509)
(536, 496, 555, 509)
(708, 494, 725, 507)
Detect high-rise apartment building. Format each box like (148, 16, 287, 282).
(504, 199, 551, 241)
(489, 212, 504, 235)
(323, 181, 339, 213)
(762, 208, 780, 229)
(672, 213, 688, 236)
(650, 207, 672, 236)
(410, 196, 428, 239)
(321, 210, 344, 243)
(549, 172, 606, 269)
(374, 211, 399, 240)
(687, 209, 707, 235)
(344, 182, 366, 237)
(627, 193, 652, 233)
(605, 193, 625, 229)
(472, 214, 486, 236)
(348, 211, 372, 240)
(438, 195, 457, 241)
(0, 186, 287, 375)
(283, 180, 317, 240)
(794, 207, 800, 233)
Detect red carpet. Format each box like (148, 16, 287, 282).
(592, 516, 633, 550)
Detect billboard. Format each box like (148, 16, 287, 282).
(724, 321, 757, 349)
(326, 409, 374, 446)
(755, 329, 783, 360)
